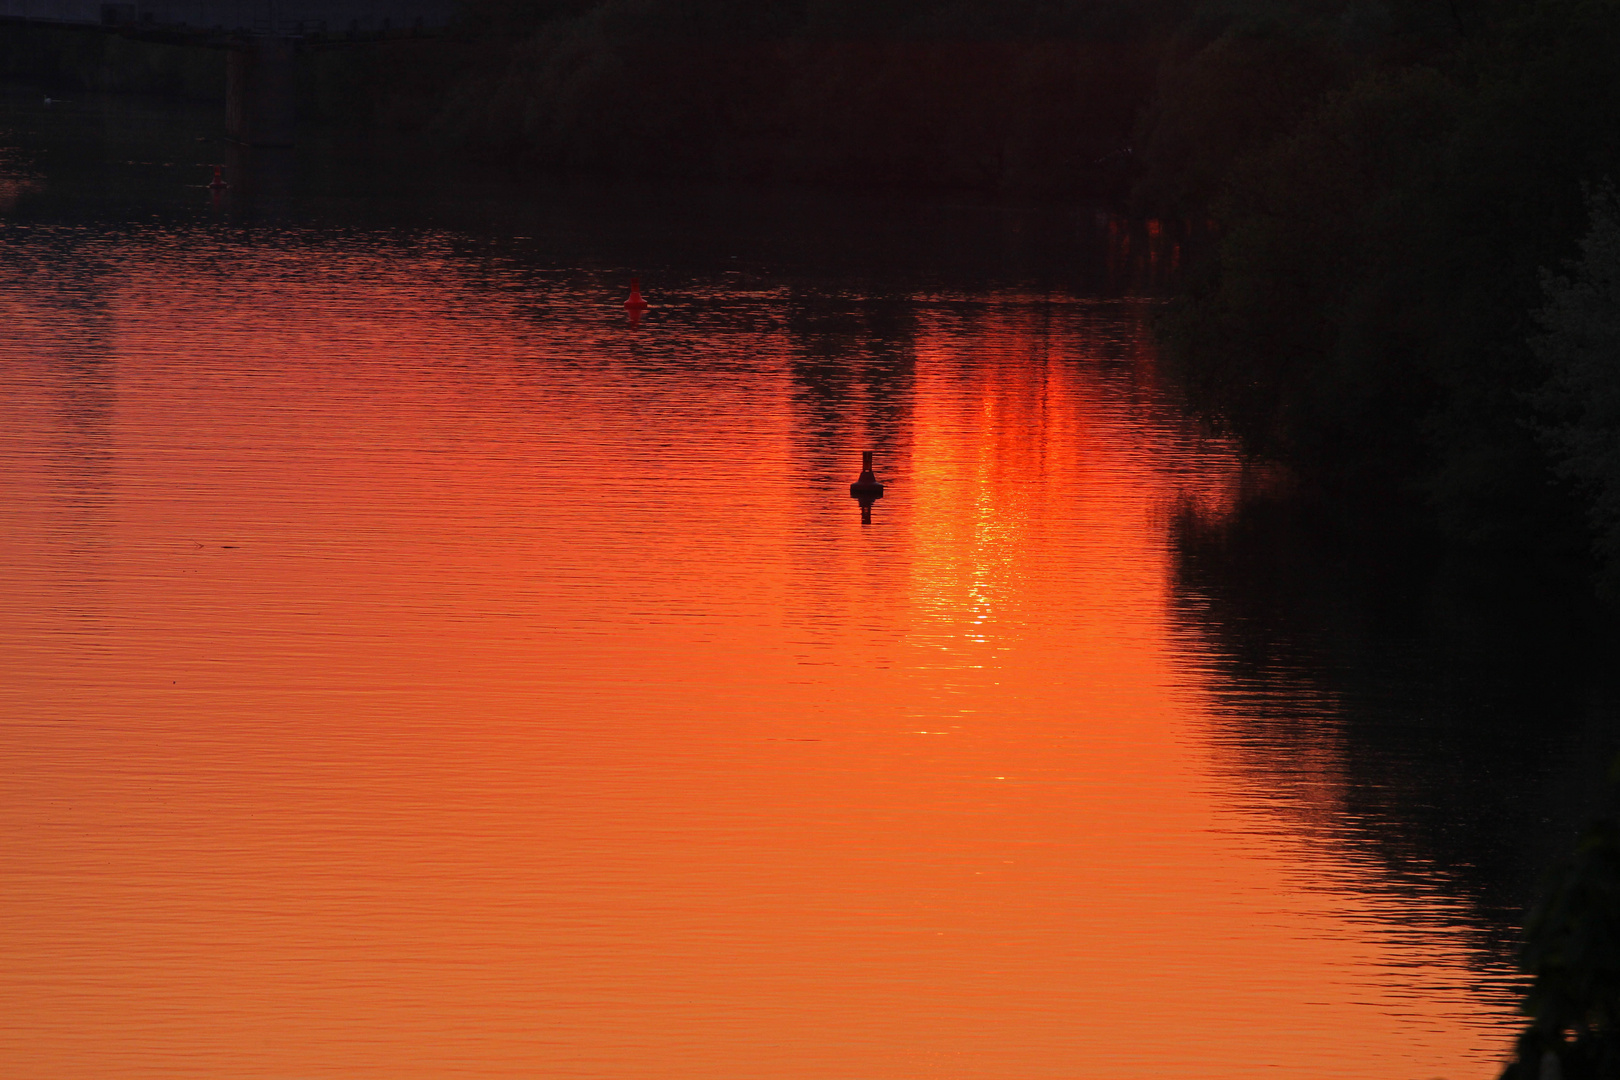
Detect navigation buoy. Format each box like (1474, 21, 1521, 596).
(849, 450, 884, 500)
(625, 278, 649, 310)
(208, 166, 228, 191)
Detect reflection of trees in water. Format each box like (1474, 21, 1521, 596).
(782, 286, 918, 486)
(745, 288, 922, 650)
(1098, 213, 1192, 299)
(0, 241, 119, 567)
(47, 344, 117, 516)
(1170, 493, 1620, 966)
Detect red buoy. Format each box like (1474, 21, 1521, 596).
(208, 166, 227, 190)
(625, 278, 649, 310)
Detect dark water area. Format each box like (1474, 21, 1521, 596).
(3, 85, 1617, 1079)
(1176, 493, 1620, 956)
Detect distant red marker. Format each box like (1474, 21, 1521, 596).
(208, 166, 227, 191)
(624, 278, 649, 311)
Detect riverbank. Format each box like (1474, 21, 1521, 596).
(1145, 0, 1620, 597)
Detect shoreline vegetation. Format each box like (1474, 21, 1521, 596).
(1158, 0, 1620, 602)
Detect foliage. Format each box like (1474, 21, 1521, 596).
(1163, 67, 1460, 473)
(1502, 773, 1620, 1080)
(426, 0, 1193, 194)
(1158, 0, 1620, 572)
(1534, 186, 1620, 597)
(1131, 23, 1351, 218)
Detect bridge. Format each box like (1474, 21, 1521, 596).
(0, 1, 463, 144)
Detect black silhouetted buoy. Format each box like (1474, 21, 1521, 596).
(850, 450, 884, 500)
(208, 166, 228, 191)
(625, 278, 649, 310)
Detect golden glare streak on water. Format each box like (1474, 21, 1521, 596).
(0, 232, 1515, 1079)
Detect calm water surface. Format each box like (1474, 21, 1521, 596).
(1, 90, 1605, 1080)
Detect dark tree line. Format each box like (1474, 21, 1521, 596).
(4, 0, 1185, 195)
(1505, 769, 1620, 1079)
(1148, 0, 1620, 597)
(420, 0, 1189, 195)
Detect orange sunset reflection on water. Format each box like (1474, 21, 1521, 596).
(0, 231, 1518, 1080)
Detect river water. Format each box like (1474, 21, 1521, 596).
(2, 89, 1615, 1080)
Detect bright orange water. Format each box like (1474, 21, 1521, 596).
(1, 97, 1523, 1080)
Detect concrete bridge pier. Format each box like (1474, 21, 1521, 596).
(226, 36, 297, 147)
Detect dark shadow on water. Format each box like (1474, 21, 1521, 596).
(784, 286, 918, 486)
(1171, 489, 1620, 964)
